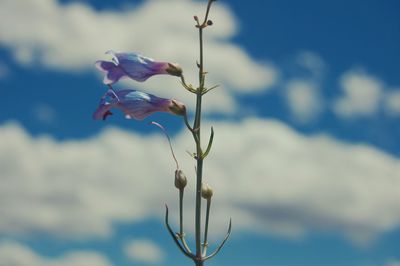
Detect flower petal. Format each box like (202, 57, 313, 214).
(95, 60, 126, 85)
(92, 90, 118, 120)
(116, 89, 171, 120)
(95, 51, 182, 84)
(93, 88, 186, 121)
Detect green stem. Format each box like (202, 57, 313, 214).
(179, 189, 184, 235)
(194, 22, 204, 264)
(193, 0, 215, 264)
(202, 199, 211, 256)
(178, 188, 193, 254)
(196, 260, 204, 266)
(195, 156, 203, 257)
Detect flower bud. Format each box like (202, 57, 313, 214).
(169, 100, 186, 116)
(201, 183, 213, 200)
(165, 63, 183, 77)
(175, 170, 187, 190)
(207, 20, 213, 26)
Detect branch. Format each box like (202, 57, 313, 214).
(165, 205, 195, 260)
(204, 219, 232, 261)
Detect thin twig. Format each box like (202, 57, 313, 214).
(165, 205, 195, 259)
(179, 189, 184, 235)
(184, 113, 194, 133)
(178, 234, 193, 254)
(150, 122, 179, 170)
(204, 219, 232, 261)
(202, 198, 212, 256)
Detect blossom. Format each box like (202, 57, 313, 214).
(93, 88, 186, 121)
(95, 51, 182, 84)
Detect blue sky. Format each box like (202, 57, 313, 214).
(1, 0, 400, 266)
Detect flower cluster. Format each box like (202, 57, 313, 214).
(93, 2, 231, 265)
(93, 51, 185, 121)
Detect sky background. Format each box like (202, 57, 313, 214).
(0, 0, 400, 265)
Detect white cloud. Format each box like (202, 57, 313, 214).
(0, 0, 278, 113)
(334, 70, 384, 118)
(124, 239, 164, 264)
(386, 259, 400, 266)
(285, 80, 323, 123)
(295, 51, 326, 79)
(384, 89, 400, 116)
(0, 241, 112, 266)
(1, 118, 400, 245)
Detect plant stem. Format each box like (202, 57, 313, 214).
(194, 20, 205, 266)
(179, 189, 184, 235)
(193, 0, 215, 264)
(196, 259, 204, 266)
(202, 198, 211, 256)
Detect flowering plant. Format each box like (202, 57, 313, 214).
(93, 1, 230, 265)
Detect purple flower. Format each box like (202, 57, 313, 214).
(93, 88, 186, 121)
(95, 51, 182, 85)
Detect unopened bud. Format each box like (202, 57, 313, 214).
(201, 183, 213, 200)
(207, 20, 213, 26)
(175, 170, 187, 190)
(194, 15, 199, 22)
(166, 63, 183, 77)
(169, 100, 186, 116)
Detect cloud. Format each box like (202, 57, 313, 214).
(333, 70, 384, 118)
(123, 239, 165, 264)
(384, 89, 400, 116)
(295, 51, 326, 79)
(332, 69, 400, 120)
(1, 118, 400, 245)
(0, 241, 112, 266)
(0, 0, 278, 113)
(281, 52, 325, 124)
(32, 103, 57, 125)
(285, 80, 323, 123)
(386, 259, 400, 266)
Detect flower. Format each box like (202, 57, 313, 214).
(93, 88, 186, 121)
(95, 51, 182, 84)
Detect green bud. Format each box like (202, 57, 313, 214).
(201, 183, 213, 200)
(175, 170, 187, 190)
